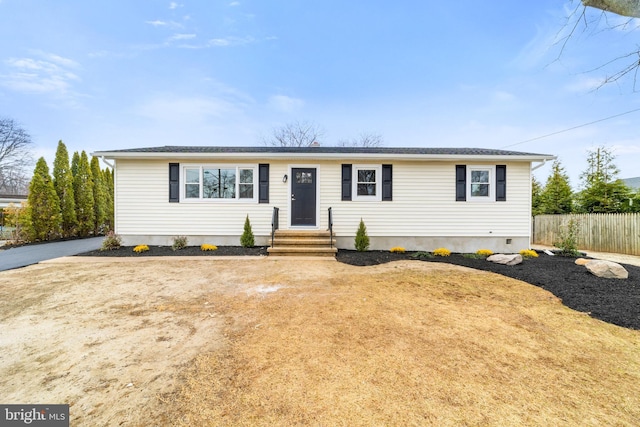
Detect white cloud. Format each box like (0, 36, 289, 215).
(1, 53, 81, 97)
(267, 95, 304, 113)
(169, 2, 181, 10)
(564, 75, 605, 92)
(146, 20, 167, 27)
(207, 36, 254, 47)
(229, 1, 241, 6)
(169, 33, 196, 41)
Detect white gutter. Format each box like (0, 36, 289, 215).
(99, 156, 115, 169)
(531, 158, 552, 171)
(92, 151, 557, 163)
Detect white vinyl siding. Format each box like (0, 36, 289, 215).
(114, 159, 532, 241)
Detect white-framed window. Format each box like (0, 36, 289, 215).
(183, 165, 256, 201)
(353, 165, 381, 201)
(468, 166, 494, 201)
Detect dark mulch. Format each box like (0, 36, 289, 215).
(79, 246, 640, 331)
(337, 250, 640, 331)
(81, 245, 269, 257)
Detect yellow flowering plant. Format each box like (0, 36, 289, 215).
(519, 249, 539, 258)
(476, 249, 493, 257)
(201, 244, 218, 251)
(390, 247, 405, 253)
(433, 247, 451, 257)
(133, 244, 149, 253)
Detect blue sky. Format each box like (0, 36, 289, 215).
(1, 0, 638, 188)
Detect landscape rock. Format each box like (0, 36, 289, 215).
(487, 254, 523, 266)
(575, 258, 590, 266)
(585, 260, 629, 279)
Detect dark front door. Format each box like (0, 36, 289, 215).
(291, 168, 317, 226)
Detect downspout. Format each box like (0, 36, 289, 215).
(100, 156, 115, 169)
(531, 159, 548, 171)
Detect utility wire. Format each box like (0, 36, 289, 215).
(501, 107, 640, 149)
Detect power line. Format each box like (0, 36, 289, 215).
(501, 107, 640, 149)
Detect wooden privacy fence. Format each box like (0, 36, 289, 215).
(532, 213, 640, 256)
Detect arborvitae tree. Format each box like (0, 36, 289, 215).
(90, 156, 107, 234)
(52, 140, 77, 237)
(531, 176, 544, 216)
(28, 157, 61, 241)
(354, 218, 370, 251)
(540, 160, 574, 214)
(240, 215, 255, 247)
(103, 167, 114, 230)
(74, 151, 95, 236)
(577, 146, 631, 213)
(71, 151, 80, 177)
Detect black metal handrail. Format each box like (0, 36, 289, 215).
(328, 207, 333, 248)
(271, 207, 279, 247)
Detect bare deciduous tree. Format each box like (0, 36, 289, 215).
(261, 120, 325, 147)
(337, 132, 384, 148)
(558, 1, 640, 90)
(0, 118, 33, 195)
(582, 0, 640, 18)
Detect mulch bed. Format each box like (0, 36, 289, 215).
(79, 246, 640, 331)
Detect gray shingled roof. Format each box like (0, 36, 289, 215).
(96, 145, 552, 157)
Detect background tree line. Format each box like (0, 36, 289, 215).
(4, 140, 114, 242)
(533, 146, 640, 215)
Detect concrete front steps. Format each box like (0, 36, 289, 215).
(267, 230, 338, 257)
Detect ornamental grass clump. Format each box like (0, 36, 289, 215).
(519, 249, 539, 258)
(201, 244, 218, 251)
(411, 251, 434, 259)
(172, 235, 188, 251)
(476, 249, 493, 257)
(133, 244, 149, 253)
(390, 247, 405, 253)
(100, 230, 122, 251)
(433, 247, 451, 257)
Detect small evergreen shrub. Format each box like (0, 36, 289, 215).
(463, 253, 485, 259)
(101, 230, 122, 251)
(433, 247, 451, 257)
(201, 244, 218, 251)
(519, 249, 539, 259)
(240, 215, 255, 248)
(354, 218, 370, 252)
(476, 249, 493, 257)
(172, 235, 188, 251)
(554, 216, 581, 257)
(133, 244, 149, 253)
(390, 246, 405, 253)
(411, 251, 434, 259)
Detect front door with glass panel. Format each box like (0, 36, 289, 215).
(291, 168, 316, 226)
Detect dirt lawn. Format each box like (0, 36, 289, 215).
(1, 257, 640, 426)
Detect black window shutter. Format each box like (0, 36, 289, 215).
(455, 165, 466, 201)
(259, 164, 269, 203)
(341, 164, 352, 201)
(382, 164, 393, 201)
(169, 163, 179, 203)
(496, 165, 507, 201)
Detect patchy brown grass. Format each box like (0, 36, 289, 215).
(160, 261, 640, 426)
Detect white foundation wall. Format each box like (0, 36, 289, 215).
(114, 158, 533, 252)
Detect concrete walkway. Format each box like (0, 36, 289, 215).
(0, 237, 103, 271)
(531, 245, 640, 267)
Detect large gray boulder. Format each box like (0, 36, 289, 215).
(487, 254, 523, 266)
(585, 260, 629, 279)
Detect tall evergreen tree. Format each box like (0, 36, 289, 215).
(28, 157, 61, 241)
(52, 140, 77, 237)
(531, 176, 544, 216)
(540, 160, 574, 214)
(90, 156, 107, 234)
(103, 167, 114, 230)
(71, 151, 80, 177)
(73, 151, 95, 236)
(577, 146, 631, 213)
